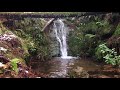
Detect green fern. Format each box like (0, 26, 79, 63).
(96, 43, 120, 66)
(10, 58, 20, 74)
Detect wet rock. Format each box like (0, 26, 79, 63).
(0, 62, 6, 68)
(114, 75, 120, 78)
(68, 66, 89, 78)
(97, 75, 111, 78)
(50, 70, 68, 78)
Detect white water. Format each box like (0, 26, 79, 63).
(53, 19, 73, 59)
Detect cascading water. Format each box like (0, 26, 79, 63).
(53, 19, 73, 59)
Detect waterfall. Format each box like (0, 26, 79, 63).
(53, 19, 72, 59)
(53, 19, 67, 58)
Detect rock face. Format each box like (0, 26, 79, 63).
(48, 28, 60, 57)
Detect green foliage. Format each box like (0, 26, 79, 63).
(114, 23, 120, 35)
(68, 31, 83, 56)
(95, 43, 120, 66)
(75, 15, 111, 38)
(37, 46, 51, 60)
(68, 14, 116, 58)
(68, 30, 97, 57)
(14, 18, 51, 61)
(95, 43, 109, 60)
(78, 21, 98, 34)
(85, 34, 96, 38)
(0, 29, 2, 35)
(10, 58, 20, 74)
(0, 21, 5, 35)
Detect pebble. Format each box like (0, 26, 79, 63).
(36, 77, 41, 78)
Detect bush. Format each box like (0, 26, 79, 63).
(68, 30, 98, 57)
(10, 58, 20, 74)
(95, 43, 120, 66)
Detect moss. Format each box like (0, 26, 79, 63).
(114, 23, 120, 35)
(4, 52, 15, 60)
(19, 38, 29, 54)
(0, 29, 2, 35)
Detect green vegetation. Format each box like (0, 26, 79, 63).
(95, 43, 120, 66)
(68, 31, 97, 57)
(68, 15, 109, 57)
(114, 23, 120, 35)
(10, 58, 20, 74)
(0, 12, 120, 78)
(68, 13, 120, 66)
(13, 18, 51, 61)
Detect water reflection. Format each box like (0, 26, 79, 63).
(32, 57, 101, 78)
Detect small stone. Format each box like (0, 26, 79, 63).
(0, 62, 5, 67)
(36, 77, 41, 78)
(25, 70, 29, 73)
(69, 63, 74, 66)
(0, 47, 7, 52)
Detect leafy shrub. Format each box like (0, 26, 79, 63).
(68, 30, 98, 57)
(95, 43, 120, 66)
(10, 58, 20, 74)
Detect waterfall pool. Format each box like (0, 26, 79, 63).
(31, 57, 102, 78)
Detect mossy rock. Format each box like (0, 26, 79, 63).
(0, 29, 2, 35)
(68, 66, 89, 78)
(114, 23, 120, 35)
